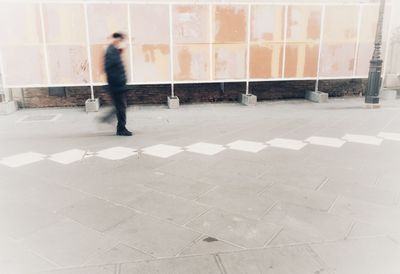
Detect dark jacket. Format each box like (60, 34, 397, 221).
(104, 44, 127, 92)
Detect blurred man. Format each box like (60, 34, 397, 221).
(101, 32, 132, 136)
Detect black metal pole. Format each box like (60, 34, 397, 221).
(365, 0, 385, 105)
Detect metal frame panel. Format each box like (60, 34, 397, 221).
(0, 1, 386, 89)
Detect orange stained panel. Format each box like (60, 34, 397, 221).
(214, 5, 247, 44)
(131, 5, 170, 44)
(173, 5, 209, 44)
(284, 43, 319, 78)
(250, 44, 283, 79)
(91, 44, 131, 83)
(1, 46, 46, 85)
(251, 5, 285, 42)
(320, 43, 356, 77)
(323, 6, 359, 43)
(47, 46, 89, 84)
(213, 44, 246, 80)
(0, 3, 42, 45)
(132, 44, 170, 82)
(43, 4, 86, 44)
(174, 45, 210, 81)
(91, 44, 107, 83)
(286, 5, 321, 42)
(87, 4, 128, 44)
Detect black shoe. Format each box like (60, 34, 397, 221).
(116, 128, 133, 136)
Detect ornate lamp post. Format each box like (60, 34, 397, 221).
(365, 0, 386, 106)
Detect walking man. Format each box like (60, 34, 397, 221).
(101, 32, 132, 136)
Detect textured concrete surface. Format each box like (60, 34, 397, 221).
(1, 97, 400, 274)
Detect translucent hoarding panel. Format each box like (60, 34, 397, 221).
(323, 6, 359, 43)
(87, 4, 128, 44)
(214, 5, 248, 44)
(0, 3, 42, 45)
(174, 45, 210, 81)
(43, 4, 86, 44)
(47, 46, 89, 84)
(284, 43, 319, 78)
(1, 46, 46, 85)
(132, 44, 170, 83)
(320, 43, 356, 77)
(213, 44, 246, 80)
(91, 44, 107, 83)
(355, 5, 390, 77)
(286, 5, 321, 42)
(131, 5, 170, 44)
(251, 5, 285, 42)
(359, 6, 379, 42)
(91, 44, 131, 84)
(250, 44, 283, 79)
(355, 43, 373, 76)
(173, 5, 209, 44)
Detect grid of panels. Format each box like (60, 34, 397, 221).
(0, 2, 391, 88)
(42, 3, 89, 85)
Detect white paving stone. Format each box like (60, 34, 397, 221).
(266, 138, 307, 150)
(185, 142, 226, 156)
(306, 136, 346, 148)
(227, 140, 268, 153)
(0, 152, 46, 168)
(141, 144, 183, 158)
(342, 134, 383, 146)
(96, 147, 137, 160)
(49, 149, 86, 165)
(378, 132, 400, 141)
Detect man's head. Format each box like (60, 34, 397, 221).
(111, 32, 126, 49)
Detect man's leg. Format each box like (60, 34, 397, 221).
(113, 92, 131, 135)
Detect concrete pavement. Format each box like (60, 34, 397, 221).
(1, 97, 400, 274)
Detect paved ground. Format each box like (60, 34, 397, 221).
(1, 97, 400, 274)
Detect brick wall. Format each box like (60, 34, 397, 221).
(17, 87, 91, 108)
(17, 78, 368, 108)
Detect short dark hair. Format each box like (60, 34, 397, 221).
(112, 32, 125, 40)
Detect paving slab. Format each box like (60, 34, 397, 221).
(198, 172, 271, 194)
(218, 245, 327, 274)
(180, 236, 241, 256)
(311, 237, 400, 274)
(320, 180, 399, 207)
(140, 172, 214, 200)
(0, 98, 400, 272)
(209, 158, 271, 179)
(324, 167, 380, 186)
(58, 197, 136, 232)
(196, 186, 276, 219)
(105, 213, 201, 257)
(264, 203, 352, 246)
(120, 255, 221, 274)
(126, 190, 208, 225)
(85, 243, 151, 265)
(36, 265, 116, 274)
(0, 236, 57, 274)
(22, 219, 116, 267)
(347, 222, 388, 238)
(330, 196, 400, 232)
(259, 164, 328, 190)
(63, 171, 151, 205)
(260, 184, 337, 211)
(186, 209, 281, 248)
(0, 200, 62, 240)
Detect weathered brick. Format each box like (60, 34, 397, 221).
(18, 79, 368, 108)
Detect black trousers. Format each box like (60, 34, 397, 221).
(102, 90, 127, 131)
